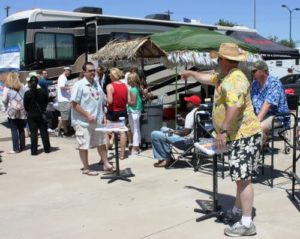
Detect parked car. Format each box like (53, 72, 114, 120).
(279, 74, 300, 95)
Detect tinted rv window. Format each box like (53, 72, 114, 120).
(56, 34, 74, 59)
(35, 33, 74, 60)
(36, 33, 55, 59)
(3, 31, 25, 63)
(1, 19, 27, 66)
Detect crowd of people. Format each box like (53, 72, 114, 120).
(1, 42, 292, 237)
(1, 63, 149, 162)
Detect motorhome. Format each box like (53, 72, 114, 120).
(1, 8, 214, 76)
(0, 7, 257, 104)
(267, 57, 300, 78)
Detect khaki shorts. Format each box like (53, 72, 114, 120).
(261, 116, 281, 131)
(58, 102, 70, 120)
(75, 124, 106, 150)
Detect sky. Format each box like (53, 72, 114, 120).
(0, 0, 300, 47)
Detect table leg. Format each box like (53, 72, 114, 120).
(101, 132, 135, 183)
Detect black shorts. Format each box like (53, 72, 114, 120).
(227, 132, 262, 181)
(106, 110, 128, 122)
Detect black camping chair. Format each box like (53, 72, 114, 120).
(260, 94, 298, 187)
(166, 137, 195, 169)
(166, 104, 213, 170)
(193, 105, 226, 178)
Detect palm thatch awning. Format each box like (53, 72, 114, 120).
(92, 37, 166, 61)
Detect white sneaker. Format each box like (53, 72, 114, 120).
(8, 150, 18, 154)
(47, 128, 55, 133)
(224, 220, 256, 237)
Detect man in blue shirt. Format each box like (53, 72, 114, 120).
(38, 69, 57, 92)
(250, 61, 289, 141)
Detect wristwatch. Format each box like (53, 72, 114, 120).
(220, 129, 228, 135)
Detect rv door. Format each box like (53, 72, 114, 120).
(86, 21, 97, 54)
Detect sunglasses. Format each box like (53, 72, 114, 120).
(87, 69, 96, 73)
(217, 57, 224, 63)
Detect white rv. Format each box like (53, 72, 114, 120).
(0, 7, 257, 103)
(267, 57, 300, 79)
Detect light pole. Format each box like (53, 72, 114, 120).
(281, 4, 300, 44)
(4, 6, 10, 17)
(253, 0, 256, 29)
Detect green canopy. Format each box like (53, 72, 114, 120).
(151, 26, 260, 53)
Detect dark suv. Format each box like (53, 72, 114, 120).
(279, 74, 300, 95)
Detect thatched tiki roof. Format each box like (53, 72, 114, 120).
(92, 37, 166, 61)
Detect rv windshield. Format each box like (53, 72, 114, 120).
(0, 19, 27, 67)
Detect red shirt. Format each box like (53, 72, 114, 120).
(107, 82, 128, 112)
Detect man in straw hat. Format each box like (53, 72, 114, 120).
(181, 43, 262, 237)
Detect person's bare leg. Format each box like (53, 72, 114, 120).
(56, 119, 62, 131)
(127, 130, 133, 149)
(109, 132, 114, 146)
(62, 120, 68, 134)
(105, 133, 111, 150)
(79, 149, 89, 170)
(97, 145, 113, 170)
(237, 180, 253, 217)
(234, 183, 242, 209)
(260, 117, 272, 145)
(119, 132, 127, 159)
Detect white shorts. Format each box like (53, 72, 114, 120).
(75, 124, 106, 150)
(57, 102, 70, 120)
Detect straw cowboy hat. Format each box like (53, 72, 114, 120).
(210, 43, 247, 62)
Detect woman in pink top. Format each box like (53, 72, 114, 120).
(106, 68, 128, 159)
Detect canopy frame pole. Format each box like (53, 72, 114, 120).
(175, 65, 178, 129)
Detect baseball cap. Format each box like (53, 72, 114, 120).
(251, 61, 269, 72)
(26, 75, 38, 82)
(184, 95, 201, 106)
(26, 71, 39, 82)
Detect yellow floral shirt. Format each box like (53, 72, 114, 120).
(210, 68, 261, 141)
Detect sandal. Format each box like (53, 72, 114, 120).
(118, 152, 125, 160)
(154, 160, 167, 167)
(103, 164, 114, 172)
(131, 150, 141, 155)
(82, 169, 99, 176)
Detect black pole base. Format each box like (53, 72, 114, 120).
(194, 205, 224, 222)
(101, 169, 135, 184)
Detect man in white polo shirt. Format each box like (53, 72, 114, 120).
(56, 66, 71, 136)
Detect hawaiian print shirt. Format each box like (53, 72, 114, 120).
(210, 68, 261, 141)
(70, 77, 105, 127)
(251, 75, 289, 126)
